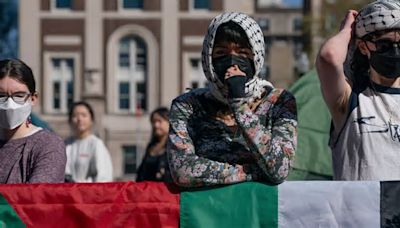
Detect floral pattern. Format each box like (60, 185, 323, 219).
(167, 88, 297, 187)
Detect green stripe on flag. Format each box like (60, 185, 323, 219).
(180, 182, 278, 228)
(0, 194, 25, 228)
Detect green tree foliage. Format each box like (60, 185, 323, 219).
(320, 0, 371, 37)
(303, 0, 370, 60)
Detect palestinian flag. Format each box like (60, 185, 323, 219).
(0, 182, 180, 227)
(1, 181, 399, 227)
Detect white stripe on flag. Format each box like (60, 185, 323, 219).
(278, 181, 380, 228)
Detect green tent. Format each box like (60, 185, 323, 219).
(287, 69, 333, 180)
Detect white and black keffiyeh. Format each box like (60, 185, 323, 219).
(345, 0, 400, 78)
(201, 12, 273, 104)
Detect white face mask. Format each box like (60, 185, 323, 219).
(0, 98, 32, 129)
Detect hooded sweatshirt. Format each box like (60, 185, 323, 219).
(167, 12, 297, 187)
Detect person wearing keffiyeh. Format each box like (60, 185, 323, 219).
(166, 12, 297, 187)
(317, 0, 400, 180)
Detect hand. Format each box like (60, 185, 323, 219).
(339, 10, 358, 32)
(224, 65, 246, 80)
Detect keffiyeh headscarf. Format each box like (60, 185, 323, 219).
(201, 12, 273, 104)
(344, 0, 400, 78)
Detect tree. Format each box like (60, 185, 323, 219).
(303, 0, 370, 64)
(0, 0, 18, 59)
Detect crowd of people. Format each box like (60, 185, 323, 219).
(0, 0, 399, 185)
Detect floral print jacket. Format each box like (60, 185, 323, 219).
(167, 87, 297, 187)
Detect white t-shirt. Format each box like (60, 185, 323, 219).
(330, 82, 400, 180)
(65, 134, 113, 182)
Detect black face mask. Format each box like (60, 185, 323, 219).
(212, 55, 255, 82)
(370, 45, 400, 79)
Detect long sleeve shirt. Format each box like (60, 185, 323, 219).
(167, 88, 297, 187)
(0, 129, 66, 184)
(65, 134, 113, 182)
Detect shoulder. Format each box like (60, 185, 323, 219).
(64, 136, 76, 145)
(264, 88, 297, 119)
(30, 130, 66, 155)
(172, 88, 210, 105)
(32, 129, 65, 146)
(90, 135, 107, 147)
(264, 88, 296, 105)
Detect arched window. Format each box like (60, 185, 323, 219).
(117, 35, 147, 113)
(107, 25, 158, 115)
(189, 57, 207, 89)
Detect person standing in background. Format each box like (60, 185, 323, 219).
(65, 101, 113, 182)
(136, 107, 172, 182)
(0, 59, 66, 183)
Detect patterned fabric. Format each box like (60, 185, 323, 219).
(167, 88, 297, 187)
(355, 0, 400, 38)
(345, 0, 400, 78)
(201, 12, 273, 104)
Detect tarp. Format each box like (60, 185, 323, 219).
(287, 69, 333, 179)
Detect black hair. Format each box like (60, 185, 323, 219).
(68, 101, 95, 123)
(148, 107, 169, 146)
(214, 21, 251, 49)
(350, 48, 370, 89)
(150, 107, 169, 123)
(0, 59, 36, 93)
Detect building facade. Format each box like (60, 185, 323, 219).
(19, 0, 303, 180)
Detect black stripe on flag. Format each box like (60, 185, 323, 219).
(381, 181, 400, 228)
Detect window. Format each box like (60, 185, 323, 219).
(119, 39, 130, 67)
(55, 0, 72, 9)
(257, 0, 281, 8)
(293, 18, 302, 32)
(293, 37, 303, 58)
(258, 18, 270, 32)
(259, 65, 270, 80)
(53, 82, 60, 109)
(50, 58, 74, 112)
(117, 35, 147, 113)
(190, 0, 209, 10)
(264, 36, 272, 56)
(194, 0, 209, 9)
(122, 0, 143, 9)
(119, 82, 130, 110)
(123, 145, 137, 174)
(189, 57, 207, 89)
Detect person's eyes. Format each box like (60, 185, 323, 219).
(375, 40, 395, 52)
(13, 93, 27, 98)
(238, 49, 253, 57)
(213, 48, 226, 55)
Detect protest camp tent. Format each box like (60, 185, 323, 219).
(287, 69, 333, 180)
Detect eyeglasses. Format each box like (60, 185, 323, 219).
(0, 92, 31, 105)
(369, 39, 400, 53)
